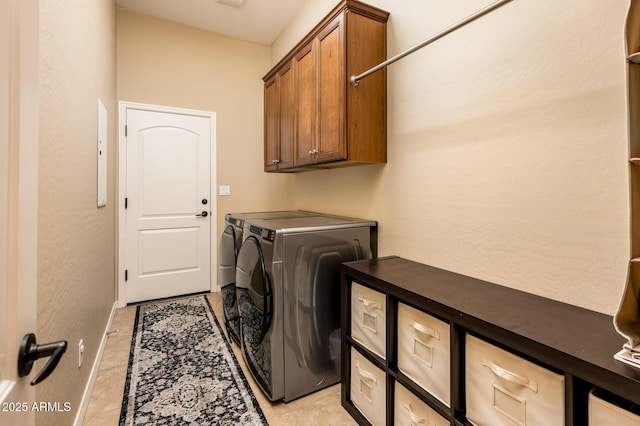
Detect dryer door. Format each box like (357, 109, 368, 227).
(218, 224, 241, 344)
(236, 236, 274, 396)
(295, 241, 360, 372)
(282, 227, 371, 402)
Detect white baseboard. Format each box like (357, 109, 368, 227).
(73, 301, 118, 426)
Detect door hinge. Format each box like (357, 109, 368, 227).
(125, 197, 128, 209)
(125, 270, 128, 281)
(125, 125, 127, 137)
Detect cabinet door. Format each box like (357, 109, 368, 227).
(316, 14, 346, 164)
(264, 76, 279, 171)
(278, 63, 294, 169)
(294, 43, 316, 167)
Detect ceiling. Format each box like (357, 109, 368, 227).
(115, 0, 308, 45)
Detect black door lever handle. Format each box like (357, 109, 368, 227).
(18, 333, 67, 385)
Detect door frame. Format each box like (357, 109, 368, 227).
(117, 101, 217, 308)
(0, 0, 38, 419)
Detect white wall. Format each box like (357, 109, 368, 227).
(271, 0, 630, 314)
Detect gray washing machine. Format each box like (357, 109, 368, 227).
(235, 215, 377, 402)
(219, 211, 318, 344)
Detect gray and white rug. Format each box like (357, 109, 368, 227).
(119, 295, 268, 425)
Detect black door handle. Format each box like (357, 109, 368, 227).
(18, 333, 67, 385)
(195, 211, 208, 217)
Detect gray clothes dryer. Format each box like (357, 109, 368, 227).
(219, 211, 317, 344)
(235, 215, 377, 402)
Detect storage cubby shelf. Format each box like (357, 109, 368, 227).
(341, 256, 640, 425)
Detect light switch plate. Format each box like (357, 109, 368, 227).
(219, 185, 231, 196)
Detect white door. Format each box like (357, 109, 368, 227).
(123, 106, 214, 303)
(0, 0, 38, 422)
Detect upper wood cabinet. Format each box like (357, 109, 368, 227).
(264, 61, 295, 171)
(263, 0, 389, 172)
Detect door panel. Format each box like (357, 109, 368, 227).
(1, 0, 37, 419)
(125, 109, 211, 303)
(139, 128, 198, 215)
(278, 63, 295, 169)
(139, 228, 199, 274)
(294, 43, 316, 167)
(264, 77, 278, 171)
(317, 15, 346, 163)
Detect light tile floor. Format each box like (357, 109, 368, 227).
(83, 292, 357, 425)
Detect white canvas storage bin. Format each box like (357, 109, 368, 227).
(397, 302, 451, 406)
(589, 393, 640, 425)
(350, 347, 386, 426)
(394, 382, 449, 426)
(465, 335, 564, 426)
(351, 281, 386, 358)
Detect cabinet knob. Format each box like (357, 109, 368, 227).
(309, 149, 318, 156)
(272, 159, 280, 164)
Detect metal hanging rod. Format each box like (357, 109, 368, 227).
(349, 0, 514, 86)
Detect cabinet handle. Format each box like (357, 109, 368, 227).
(411, 321, 440, 340)
(358, 296, 382, 310)
(356, 362, 377, 383)
(482, 359, 538, 392)
(272, 159, 280, 164)
(404, 403, 432, 425)
(308, 149, 318, 156)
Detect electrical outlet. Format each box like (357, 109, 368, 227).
(78, 339, 85, 368)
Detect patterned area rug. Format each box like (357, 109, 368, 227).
(119, 295, 269, 425)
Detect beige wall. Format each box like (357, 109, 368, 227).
(116, 10, 292, 256)
(27, 2, 630, 421)
(37, 0, 116, 424)
(272, 0, 630, 314)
